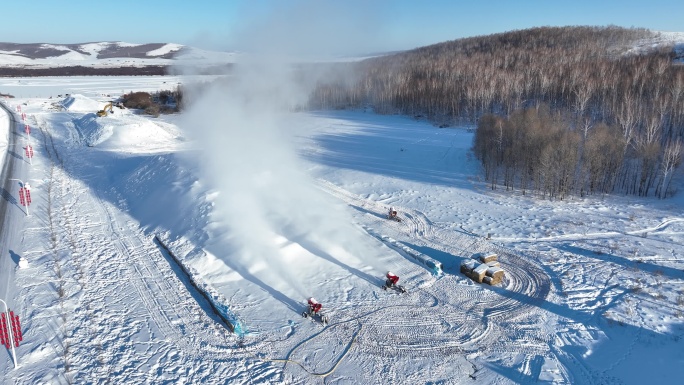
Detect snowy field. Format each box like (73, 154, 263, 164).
(0, 75, 195, 99)
(0, 76, 683, 384)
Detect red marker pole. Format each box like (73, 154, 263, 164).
(23, 183, 31, 216)
(0, 299, 18, 369)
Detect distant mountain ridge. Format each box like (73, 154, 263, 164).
(0, 41, 238, 72)
(0, 42, 182, 60)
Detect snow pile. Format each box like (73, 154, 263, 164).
(99, 119, 178, 151)
(63, 94, 182, 151)
(73, 113, 180, 151)
(73, 114, 113, 146)
(60, 94, 103, 112)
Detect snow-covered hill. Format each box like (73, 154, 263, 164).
(625, 31, 684, 57)
(0, 41, 238, 68)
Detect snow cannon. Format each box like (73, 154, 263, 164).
(382, 272, 407, 293)
(308, 297, 322, 314)
(387, 207, 402, 222)
(302, 297, 329, 325)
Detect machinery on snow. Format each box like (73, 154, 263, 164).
(387, 207, 402, 222)
(302, 297, 329, 325)
(96, 102, 114, 117)
(382, 271, 407, 293)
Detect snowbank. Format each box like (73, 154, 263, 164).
(60, 94, 103, 113)
(64, 94, 182, 151)
(154, 235, 244, 336)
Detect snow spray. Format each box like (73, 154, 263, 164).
(177, 0, 391, 302)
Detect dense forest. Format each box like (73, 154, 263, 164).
(307, 26, 684, 198)
(0, 66, 167, 77)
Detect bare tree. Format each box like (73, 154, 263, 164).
(657, 139, 683, 198)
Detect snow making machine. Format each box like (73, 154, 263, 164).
(382, 271, 407, 293)
(302, 297, 329, 325)
(387, 207, 402, 222)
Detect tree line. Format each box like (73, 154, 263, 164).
(472, 106, 681, 199)
(0, 66, 167, 77)
(306, 26, 684, 198)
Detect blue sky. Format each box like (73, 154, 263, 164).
(1, 0, 682, 53)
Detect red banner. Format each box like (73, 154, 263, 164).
(19, 188, 26, 206)
(13, 314, 22, 343)
(10, 312, 20, 347)
(0, 313, 8, 349)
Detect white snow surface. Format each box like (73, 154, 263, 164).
(146, 43, 184, 57)
(625, 31, 684, 56)
(0, 76, 683, 384)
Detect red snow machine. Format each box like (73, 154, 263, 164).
(302, 297, 329, 325)
(382, 272, 407, 293)
(387, 207, 402, 222)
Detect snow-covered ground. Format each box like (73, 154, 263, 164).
(1, 78, 683, 384)
(0, 75, 200, 99)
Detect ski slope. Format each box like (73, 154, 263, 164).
(0, 81, 683, 384)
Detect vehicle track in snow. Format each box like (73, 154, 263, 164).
(313, 179, 554, 357)
(494, 216, 684, 247)
(34, 114, 242, 383)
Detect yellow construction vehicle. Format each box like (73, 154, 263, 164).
(96, 102, 113, 117)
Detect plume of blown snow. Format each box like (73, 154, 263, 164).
(178, 0, 388, 300)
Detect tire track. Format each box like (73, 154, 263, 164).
(314, 179, 555, 358)
(36, 113, 241, 382)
